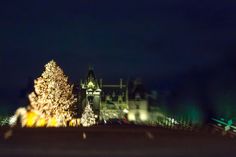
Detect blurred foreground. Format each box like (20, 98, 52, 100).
(0, 125, 235, 157)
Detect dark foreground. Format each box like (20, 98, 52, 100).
(0, 125, 235, 157)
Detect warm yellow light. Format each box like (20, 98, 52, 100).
(140, 111, 148, 121)
(77, 119, 81, 126)
(69, 118, 80, 127)
(25, 111, 38, 127)
(36, 117, 46, 127)
(88, 81, 95, 88)
(128, 112, 136, 121)
(123, 109, 129, 113)
(69, 119, 76, 127)
(47, 117, 58, 127)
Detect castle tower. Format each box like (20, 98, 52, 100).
(81, 67, 101, 120)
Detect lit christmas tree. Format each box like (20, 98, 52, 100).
(28, 60, 77, 126)
(81, 102, 96, 127)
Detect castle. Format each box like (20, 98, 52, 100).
(76, 67, 150, 123)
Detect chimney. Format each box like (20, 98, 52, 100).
(99, 79, 103, 88)
(120, 78, 123, 89)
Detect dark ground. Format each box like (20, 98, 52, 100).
(0, 125, 235, 157)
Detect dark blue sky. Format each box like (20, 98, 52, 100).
(1, 0, 236, 116)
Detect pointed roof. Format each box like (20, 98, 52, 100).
(85, 66, 101, 90)
(87, 66, 96, 82)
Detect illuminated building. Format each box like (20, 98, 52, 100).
(100, 78, 129, 122)
(127, 79, 149, 122)
(77, 67, 150, 123)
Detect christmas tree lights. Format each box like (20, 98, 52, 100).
(27, 60, 77, 127)
(81, 102, 96, 127)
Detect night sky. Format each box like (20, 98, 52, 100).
(1, 1, 236, 119)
